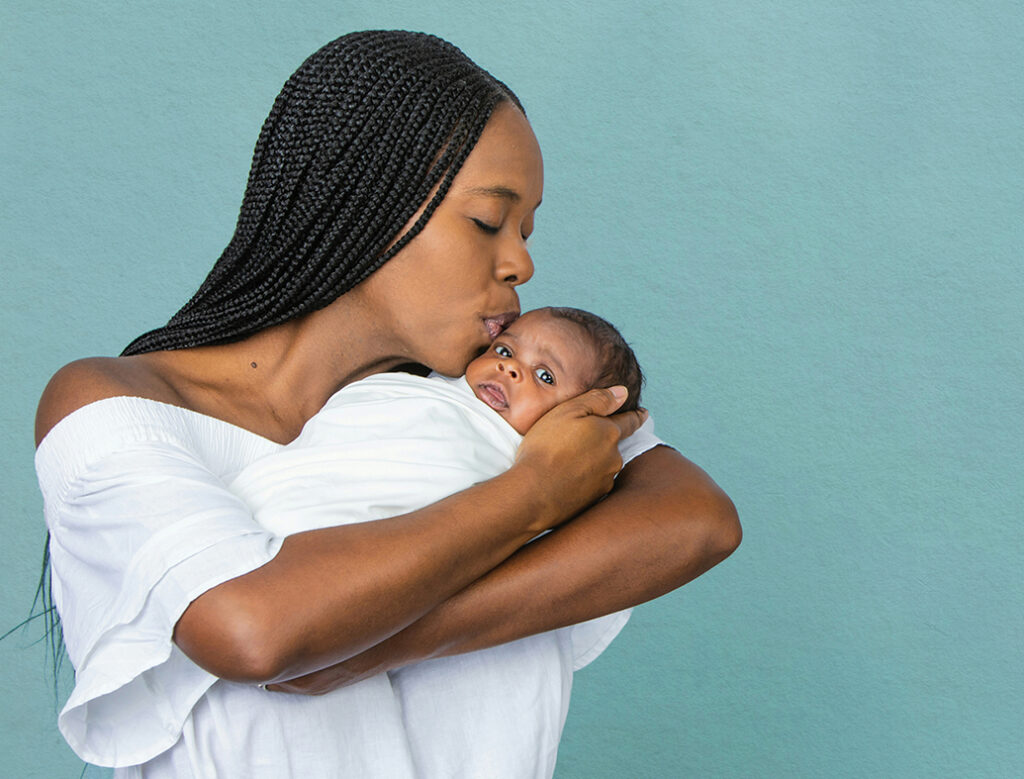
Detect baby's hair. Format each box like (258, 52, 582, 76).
(542, 307, 644, 412)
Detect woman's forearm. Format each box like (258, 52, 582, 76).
(176, 463, 566, 683)
(271, 445, 740, 693)
(413, 446, 740, 655)
(174, 388, 640, 684)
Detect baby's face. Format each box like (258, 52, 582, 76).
(465, 309, 599, 434)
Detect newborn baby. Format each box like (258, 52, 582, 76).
(464, 306, 642, 433)
(230, 306, 644, 535)
(227, 306, 655, 777)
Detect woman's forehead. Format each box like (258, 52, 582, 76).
(451, 102, 543, 203)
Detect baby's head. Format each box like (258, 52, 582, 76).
(465, 307, 643, 434)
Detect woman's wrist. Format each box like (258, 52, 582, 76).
(499, 459, 577, 534)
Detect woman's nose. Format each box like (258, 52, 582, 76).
(497, 242, 534, 287)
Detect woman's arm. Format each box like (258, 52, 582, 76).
(171, 387, 645, 683)
(268, 444, 740, 693)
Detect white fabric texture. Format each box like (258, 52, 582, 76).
(36, 373, 662, 777)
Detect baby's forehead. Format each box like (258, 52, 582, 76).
(511, 310, 602, 383)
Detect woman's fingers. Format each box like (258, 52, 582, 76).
(511, 385, 650, 524)
(565, 385, 629, 418)
(609, 407, 648, 439)
(560, 386, 647, 439)
(264, 662, 362, 695)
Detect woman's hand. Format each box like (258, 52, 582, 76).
(264, 662, 377, 695)
(268, 446, 740, 696)
(512, 385, 647, 528)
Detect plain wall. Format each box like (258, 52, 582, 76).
(2, 2, 1021, 777)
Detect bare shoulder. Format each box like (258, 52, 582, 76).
(35, 356, 173, 445)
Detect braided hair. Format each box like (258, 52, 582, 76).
(123, 30, 522, 355)
(17, 31, 523, 679)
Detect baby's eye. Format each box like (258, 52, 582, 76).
(494, 345, 512, 358)
(535, 368, 555, 385)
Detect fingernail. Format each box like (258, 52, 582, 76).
(610, 386, 628, 401)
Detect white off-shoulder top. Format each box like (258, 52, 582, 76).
(35, 385, 662, 778)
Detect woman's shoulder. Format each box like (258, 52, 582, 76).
(35, 355, 178, 446)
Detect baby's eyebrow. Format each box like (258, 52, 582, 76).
(545, 352, 568, 377)
(498, 331, 567, 376)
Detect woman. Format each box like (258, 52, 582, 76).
(35, 30, 740, 777)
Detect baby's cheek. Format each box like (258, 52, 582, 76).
(516, 402, 552, 434)
(508, 411, 532, 435)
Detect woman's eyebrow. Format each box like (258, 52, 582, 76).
(463, 186, 543, 209)
(464, 185, 521, 201)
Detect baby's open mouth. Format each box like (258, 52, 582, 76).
(475, 382, 508, 411)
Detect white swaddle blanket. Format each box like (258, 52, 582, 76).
(231, 372, 523, 536)
(228, 371, 657, 777)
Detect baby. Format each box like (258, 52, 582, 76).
(228, 306, 654, 776)
(463, 306, 643, 434)
(230, 306, 645, 535)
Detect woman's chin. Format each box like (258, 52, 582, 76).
(431, 360, 472, 378)
(426, 346, 486, 378)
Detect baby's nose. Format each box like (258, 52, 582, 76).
(498, 362, 520, 380)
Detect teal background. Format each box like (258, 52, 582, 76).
(2, 2, 1021, 777)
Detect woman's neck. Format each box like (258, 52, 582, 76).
(143, 296, 411, 443)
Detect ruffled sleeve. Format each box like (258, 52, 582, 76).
(35, 398, 284, 767)
(566, 415, 665, 670)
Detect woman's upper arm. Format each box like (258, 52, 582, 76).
(615, 443, 741, 568)
(38, 401, 285, 760)
(524, 442, 740, 615)
(36, 358, 143, 445)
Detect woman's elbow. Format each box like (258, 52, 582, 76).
(630, 446, 741, 569)
(706, 489, 741, 561)
(174, 593, 292, 683)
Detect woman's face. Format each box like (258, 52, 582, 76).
(357, 101, 544, 377)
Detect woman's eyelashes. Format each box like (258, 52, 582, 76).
(472, 217, 500, 234)
(472, 217, 532, 243)
(473, 219, 532, 243)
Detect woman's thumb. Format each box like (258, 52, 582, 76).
(575, 385, 629, 417)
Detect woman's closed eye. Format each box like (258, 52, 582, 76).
(472, 218, 500, 235)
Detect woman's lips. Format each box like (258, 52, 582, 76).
(475, 382, 508, 411)
(483, 311, 519, 340)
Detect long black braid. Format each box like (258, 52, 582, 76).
(21, 30, 524, 685)
(123, 30, 522, 354)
